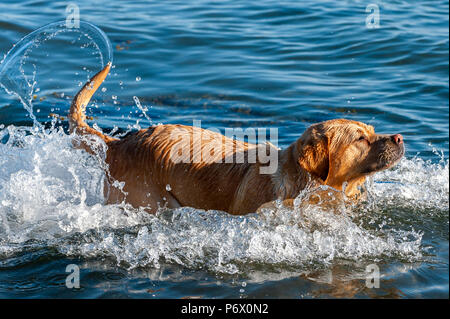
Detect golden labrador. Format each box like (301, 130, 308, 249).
(69, 64, 404, 214)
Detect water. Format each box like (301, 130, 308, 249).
(0, 0, 448, 298)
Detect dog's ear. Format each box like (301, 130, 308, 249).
(296, 126, 330, 182)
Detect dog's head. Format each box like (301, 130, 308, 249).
(296, 119, 404, 195)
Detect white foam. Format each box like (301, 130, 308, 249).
(371, 151, 449, 212)
(0, 126, 447, 273)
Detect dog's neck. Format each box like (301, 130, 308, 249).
(271, 142, 314, 199)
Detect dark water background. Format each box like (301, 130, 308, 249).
(0, 0, 448, 298)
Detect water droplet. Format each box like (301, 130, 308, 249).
(101, 87, 107, 92)
(136, 76, 141, 82)
(166, 184, 172, 191)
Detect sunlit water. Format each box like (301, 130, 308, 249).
(0, 0, 448, 298)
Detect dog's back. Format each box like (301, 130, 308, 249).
(106, 124, 275, 213)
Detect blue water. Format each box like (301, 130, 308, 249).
(0, 0, 448, 298)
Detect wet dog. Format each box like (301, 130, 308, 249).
(69, 64, 404, 214)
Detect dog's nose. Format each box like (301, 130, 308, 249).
(391, 134, 403, 145)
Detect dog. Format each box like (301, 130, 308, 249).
(68, 63, 404, 215)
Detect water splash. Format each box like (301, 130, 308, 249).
(1, 125, 446, 274)
(0, 20, 113, 130)
(371, 151, 449, 212)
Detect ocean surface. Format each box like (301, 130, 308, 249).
(0, 0, 448, 298)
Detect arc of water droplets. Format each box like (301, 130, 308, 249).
(133, 96, 152, 124)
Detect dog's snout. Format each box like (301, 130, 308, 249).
(391, 134, 403, 145)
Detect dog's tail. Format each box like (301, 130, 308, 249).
(69, 62, 116, 144)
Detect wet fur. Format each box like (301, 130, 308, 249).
(69, 64, 404, 215)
